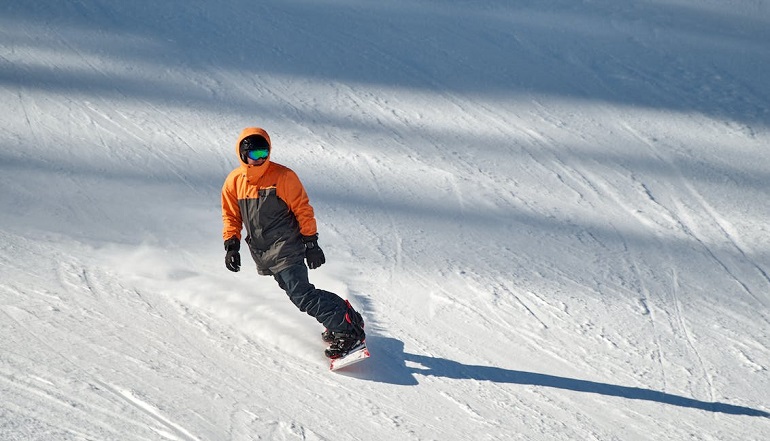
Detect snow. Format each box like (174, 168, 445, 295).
(1, 0, 769, 439)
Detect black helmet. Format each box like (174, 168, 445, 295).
(239, 135, 270, 162)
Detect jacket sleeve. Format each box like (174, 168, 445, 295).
(221, 172, 243, 241)
(279, 169, 317, 237)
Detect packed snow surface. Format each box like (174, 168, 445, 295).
(1, 0, 769, 439)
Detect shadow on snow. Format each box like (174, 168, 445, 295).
(340, 336, 769, 418)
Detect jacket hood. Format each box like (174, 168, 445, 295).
(236, 127, 272, 165)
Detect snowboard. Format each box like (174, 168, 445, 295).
(329, 341, 370, 371)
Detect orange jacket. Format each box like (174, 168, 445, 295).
(221, 127, 317, 275)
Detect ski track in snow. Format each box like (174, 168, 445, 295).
(2, 0, 770, 440)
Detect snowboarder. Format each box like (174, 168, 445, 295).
(221, 127, 365, 359)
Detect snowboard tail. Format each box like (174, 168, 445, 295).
(329, 341, 370, 371)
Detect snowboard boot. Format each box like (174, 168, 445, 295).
(323, 300, 366, 359)
(324, 332, 366, 359)
(321, 328, 335, 343)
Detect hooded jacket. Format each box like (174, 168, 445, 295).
(221, 127, 317, 275)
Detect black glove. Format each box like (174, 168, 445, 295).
(303, 235, 326, 270)
(224, 237, 241, 272)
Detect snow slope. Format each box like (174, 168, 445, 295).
(1, 0, 769, 439)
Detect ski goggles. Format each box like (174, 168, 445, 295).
(246, 148, 269, 160)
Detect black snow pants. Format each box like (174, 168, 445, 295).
(273, 263, 363, 336)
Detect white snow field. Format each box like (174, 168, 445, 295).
(1, 0, 769, 439)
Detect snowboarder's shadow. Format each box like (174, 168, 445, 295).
(341, 336, 768, 418)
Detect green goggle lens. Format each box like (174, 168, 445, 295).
(246, 149, 269, 160)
